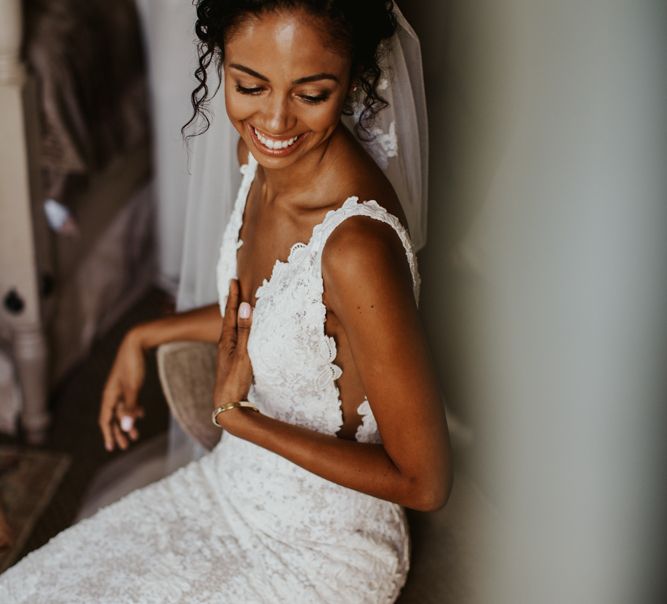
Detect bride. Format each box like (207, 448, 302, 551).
(0, 1, 451, 602)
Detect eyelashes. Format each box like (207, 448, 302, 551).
(234, 84, 331, 105)
(235, 84, 263, 95)
(300, 93, 331, 104)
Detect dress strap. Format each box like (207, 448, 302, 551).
(311, 196, 421, 303)
(216, 152, 258, 315)
(228, 152, 258, 237)
(240, 151, 258, 176)
(238, 152, 258, 197)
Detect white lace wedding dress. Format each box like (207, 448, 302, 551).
(0, 154, 421, 604)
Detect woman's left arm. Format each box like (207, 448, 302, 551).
(216, 218, 452, 512)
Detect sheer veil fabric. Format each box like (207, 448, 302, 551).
(343, 4, 429, 252)
(176, 69, 242, 313)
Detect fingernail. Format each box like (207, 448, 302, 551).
(239, 302, 251, 319)
(120, 416, 134, 432)
(105, 442, 112, 452)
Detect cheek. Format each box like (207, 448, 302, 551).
(301, 98, 347, 134)
(225, 88, 254, 125)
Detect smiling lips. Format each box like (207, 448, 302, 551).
(250, 125, 305, 156)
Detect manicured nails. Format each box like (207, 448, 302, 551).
(239, 302, 251, 320)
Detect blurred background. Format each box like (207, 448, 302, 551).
(0, 0, 665, 602)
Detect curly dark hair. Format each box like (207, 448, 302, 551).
(182, 0, 397, 141)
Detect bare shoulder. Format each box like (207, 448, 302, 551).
(321, 212, 414, 310)
(236, 135, 249, 166)
(338, 134, 405, 221)
(320, 127, 415, 295)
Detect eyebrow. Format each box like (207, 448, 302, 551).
(229, 63, 339, 85)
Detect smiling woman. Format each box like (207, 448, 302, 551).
(0, 2, 450, 603)
(223, 13, 350, 168)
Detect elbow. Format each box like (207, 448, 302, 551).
(413, 485, 449, 513)
(406, 470, 454, 513)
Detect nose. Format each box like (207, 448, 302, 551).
(260, 91, 295, 134)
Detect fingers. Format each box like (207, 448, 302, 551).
(114, 388, 137, 423)
(236, 301, 253, 351)
(123, 408, 143, 442)
(221, 279, 253, 356)
(100, 381, 144, 452)
(99, 383, 120, 451)
(115, 399, 144, 443)
(127, 425, 140, 442)
(112, 422, 129, 450)
(120, 381, 139, 414)
(222, 279, 240, 333)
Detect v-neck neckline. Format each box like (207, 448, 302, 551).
(234, 156, 359, 308)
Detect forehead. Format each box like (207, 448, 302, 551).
(224, 10, 351, 78)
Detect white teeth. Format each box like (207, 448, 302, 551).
(253, 127, 299, 150)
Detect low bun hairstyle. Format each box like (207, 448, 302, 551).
(182, 0, 397, 140)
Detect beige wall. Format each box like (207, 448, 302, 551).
(402, 1, 667, 602)
(402, 1, 513, 427)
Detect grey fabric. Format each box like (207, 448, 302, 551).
(156, 342, 221, 452)
(157, 341, 484, 602)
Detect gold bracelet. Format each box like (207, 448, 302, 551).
(211, 401, 259, 427)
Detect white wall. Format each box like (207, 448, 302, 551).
(134, 0, 201, 294)
(403, 1, 667, 602)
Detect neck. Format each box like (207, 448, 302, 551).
(256, 124, 346, 204)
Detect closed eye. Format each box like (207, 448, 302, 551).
(235, 84, 264, 95)
(299, 92, 331, 104)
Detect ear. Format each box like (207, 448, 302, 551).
(343, 75, 361, 116)
(348, 65, 364, 96)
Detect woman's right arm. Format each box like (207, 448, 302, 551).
(132, 302, 222, 348)
(99, 303, 222, 452)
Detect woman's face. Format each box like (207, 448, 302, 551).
(224, 10, 352, 169)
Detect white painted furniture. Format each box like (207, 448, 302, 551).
(0, 0, 49, 443)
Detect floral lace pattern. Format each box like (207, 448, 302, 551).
(218, 155, 420, 443)
(0, 155, 418, 604)
(350, 96, 398, 170)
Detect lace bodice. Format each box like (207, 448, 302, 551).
(216, 153, 421, 444)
